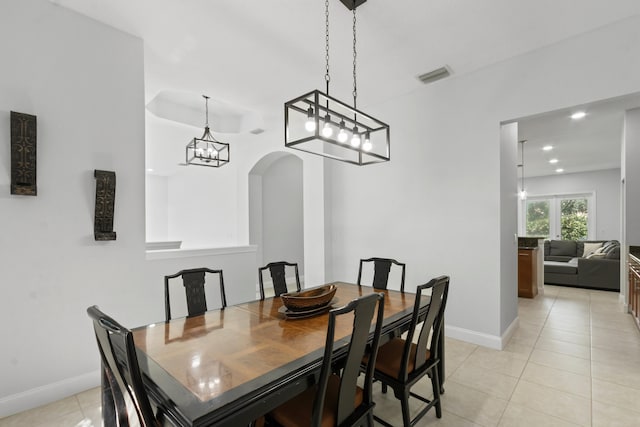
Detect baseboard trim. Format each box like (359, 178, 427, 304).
(0, 370, 100, 418)
(445, 317, 519, 350)
(500, 316, 520, 349)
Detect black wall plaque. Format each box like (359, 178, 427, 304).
(94, 170, 117, 241)
(10, 111, 37, 196)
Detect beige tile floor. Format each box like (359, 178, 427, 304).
(2, 285, 639, 427)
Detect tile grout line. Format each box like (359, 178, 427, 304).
(494, 289, 558, 427)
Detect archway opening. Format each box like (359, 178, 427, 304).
(249, 152, 305, 293)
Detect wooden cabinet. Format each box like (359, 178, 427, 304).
(518, 248, 538, 298)
(629, 254, 640, 330)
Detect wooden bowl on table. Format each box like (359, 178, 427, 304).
(280, 284, 337, 312)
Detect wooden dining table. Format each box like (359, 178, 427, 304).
(126, 282, 442, 426)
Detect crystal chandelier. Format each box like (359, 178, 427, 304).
(284, 0, 390, 166)
(186, 95, 230, 167)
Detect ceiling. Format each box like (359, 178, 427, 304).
(517, 92, 640, 178)
(53, 0, 640, 175)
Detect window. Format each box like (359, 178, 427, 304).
(521, 193, 594, 240)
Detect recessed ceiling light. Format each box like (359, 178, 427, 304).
(549, 158, 559, 164)
(146, 168, 154, 172)
(571, 111, 586, 120)
(542, 145, 553, 151)
(555, 168, 564, 173)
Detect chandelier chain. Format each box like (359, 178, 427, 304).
(352, 6, 357, 108)
(325, 0, 330, 92)
(521, 141, 525, 191)
(203, 95, 210, 127)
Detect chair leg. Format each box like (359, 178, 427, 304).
(400, 389, 411, 427)
(367, 410, 374, 427)
(381, 383, 388, 394)
(430, 366, 442, 418)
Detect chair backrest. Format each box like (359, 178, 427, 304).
(399, 275, 449, 381)
(313, 292, 385, 427)
(87, 305, 157, 427)
(357, 257, 406, 292)
(164, 267, 226, 322)
(258, 261, 301, 300)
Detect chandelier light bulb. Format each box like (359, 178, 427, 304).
(321, 116, 333, 137)
(350, 127, 361, 147)
(338, 129, 348, 143)
(337, 120, 348, 143)
(362, 132, 372, 151)
(519, 190, 527, 200)
(305, 107, 316, 132)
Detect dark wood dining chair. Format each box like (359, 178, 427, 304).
(87, 305, 162, 427)
(368, 275, 449, 427)
(268, 292, 385, 427)
(164, 267, 226, 322)
(258, 261, 301, 300)
(357, 257, 405, 292)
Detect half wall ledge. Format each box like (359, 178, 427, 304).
(146, 245, 257, 261)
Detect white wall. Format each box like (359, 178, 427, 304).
(624, 108, 640, 245)
(327, 15, 640, 348)
(145, 113, 242, 249)
(500, 123, 519, 335)
(0, 0, 146, 416)
(146, 174, 169, 241)
(166, 164, 239, 248)
(262, 156, 304, 273)
(524, 168, 621, 240)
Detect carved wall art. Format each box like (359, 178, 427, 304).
(10, 111, 37, 196)
(93, 170, 117, 241)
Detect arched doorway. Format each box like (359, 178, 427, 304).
(249, 152, 305, 288)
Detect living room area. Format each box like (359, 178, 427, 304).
(514, 93, 640, 296)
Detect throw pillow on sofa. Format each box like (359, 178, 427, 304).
(592, 246, 607, 255)
(582, 242, 603, 257)
(605, 245, 620, 259)
(586, 252, 607, 259)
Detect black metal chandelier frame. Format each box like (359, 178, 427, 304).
(186, 95, 230, 168)
(285, 89, 390, 165)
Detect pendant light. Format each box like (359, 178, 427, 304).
(284, 0, 390, 166)
(185, 95, 230, 167)
(519, 140, 527, 200)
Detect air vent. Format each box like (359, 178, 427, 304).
(417, 66, 451, 85)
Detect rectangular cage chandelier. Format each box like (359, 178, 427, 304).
(284, 0, 390, 166)
(285, 90, 390, 165)
(185, 95, 230, 167)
